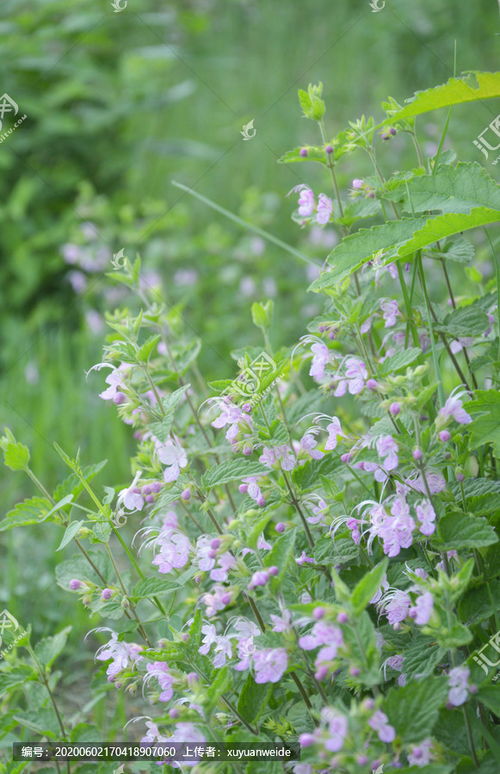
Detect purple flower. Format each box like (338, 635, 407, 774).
(270, 608, 292, 633)
(288, 184, 316, 217)
(98, 363, 130, 402)
(211, 398, 253, 447)
(381, 299, 400, 328)
(240, 476, 265, 506)
(438, 390, 472, 426)
(447, 665, 470, 706)
(101, 588, 113, 600)
(145, 661, 175, 702)
(117, 472, 144, 512)
(198, 624, 233, 668)
(253, 648, 288, 683)
(95, 631, 142, 681)
(316, 194, 333, 225)
(141, 720, 167, 744)
(248, 570, 270, 590)
(155, 437, 188, 483)
(334, 357, 368, 396)
(380, 590, 411, 627)
(410, 591, 434, 625)
(152, 528, 191, 574)
(376, 435, 399, 474)
(324, 417, 346, 450)
(352, 178, 364, 189)
(368, 710, 395, 743)
(259, 444, 296, 471)
(298, 431, 324, 460)
(69, 579, 82, 590)
(415, 500, 436, 536)
(408, 738, 433, 767)
(202, 585, 232, 617)
(322, 709, 348, 752)
(309, 341, 330, 382)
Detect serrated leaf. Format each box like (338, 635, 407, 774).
(378, 347, 422, 376)
(237, 674, 271, 723)
(310, 208, 500, 292)
(442, 304, 489, 337)
(386, 71, 500, 122)
(136, 334, 161, 363)
(460, 580, 500, 624)
(342, 610, 380, 686)
(465, 390, 500, 457)
(2, 441, 30, 471)
(477, 685, 500, 717)
(403, 637, 445, 680)
(351, 558, 388, 614)
(384, 676, 448, 742)
(0, 497, 52, 532)
(435, 512, 498, 550)
(131, 577, 180, 598)
(201, 459, 268, 488)
(384, 163, 500, 214)
(56, 520, 85, 551)
(34, 626, 72, 669)
(53, 460, 107, 502)
(292, 453, 341, 491)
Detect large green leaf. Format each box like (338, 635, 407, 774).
(0, 497, 52, 532)
(310, 208, 500, 292)
(384, 162, 500, 215)
(384, 676, 448, 743)
(386, 71, 500, 122)
(435, 512, 498, 550)
(34, 626, 72, 669)
(350, 558, 388, 615)
(201, 459, 268, 488)
(464, 390, 500, 457)
(237, 674, 271, 723)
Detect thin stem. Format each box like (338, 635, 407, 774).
(282, 471, 314, 549)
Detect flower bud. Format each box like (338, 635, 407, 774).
(210, 538, 221, 550)
(275, 522, 286, 533)
(313, 607, 325, 620)
(412, 448, 423, 461)
(181, 488, 191, 501)
(337, 611, 348, 624)
(268, 566, 279, 576)
(69, 579, 82, 590)
(299, 148, 308, 157)
(169, 708, 180, 718)
(352, 178, 364, 189)
(113, 391, 126, 405)
(325, 145, 333, 154)
(299, 733, 315, 748)
(101, 588, 113, 600)
(439, 430, 451, 442)
(315, 665, 328, 681)
(389, 402, 401, 416)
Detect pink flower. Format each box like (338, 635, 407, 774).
(416, 499, 436, 536)
(408, 738, 433, 767)
(152, 528, 191, 574)
(117, 473, 144, 512)
(316, 194, 333, 225)
(199, 624, 233, 667)
(376, 435, 399, 473)
(438, 391, 472, 425)
(202, 585, 232, 617)
(259, 444, 296, 471)
(409, 591, 434, 625)
(447, 665, 470, 706)
(95, 631, 142, 681)
(145, 661, 175, 702)
(240, 476, 265, 506)
(270, 608, 292, 633)
(253, 648, 288, 683)
(380, 299, 400, 328)
(309, 342, 330, 382)
(211, 398, 253, 446)
(322, 709, 348, 752)
(368, 710, 395, 743)
(334, 357, 367, 396)
(324, 417, 346, 450)
(155, 438, 188, 483)
(380, 590, 411, 626)
(98, 363, 130, 402)
(298, 432, 324, 460)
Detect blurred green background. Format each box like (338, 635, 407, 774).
(0, 0, 498, 642)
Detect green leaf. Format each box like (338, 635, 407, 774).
(436, 620, 472, 648)
(378, 347, 422, 376)
(201, 459, 268, 488)
(441, 304, 489, 338)
(136, 334, 161, 363)
(0, 497, 52, 532)
(264, 529, 296, 589)
(292, 453, 341, 491)
(385, 71, 500, 122)
(251, 301, 273, 332)
(278, 145, 327, 166)
(151, 385, 190, 441)
(53, 460, 107, 502)
(2, 440, 30, 471)
(342, 610, 380, 686)
(403, 637, 446, 681)
(131, 577, 180, 599)
(34, 626, 72, 669)
(435, 512, 498, 550)
(237, 674, 271, 723)
(350, 558, 388, 615)
(384, 676, 448, 743)
(465, 390, 500, 457)
(460, 580, 500, 625)
(56, 520, 85, 551)
(55, 551, 111, 589)
(206, 666, 231, 709)
(477, 685, 500, 717)
(384, 163, 500, 214)
(310, 208, 500, 292)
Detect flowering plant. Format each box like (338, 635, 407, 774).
(1, 72, 500, 774)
